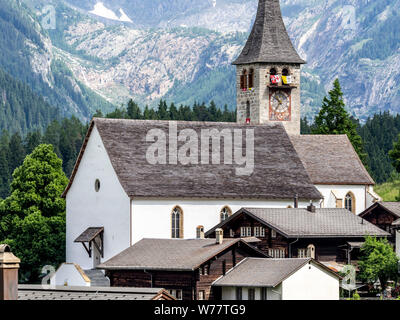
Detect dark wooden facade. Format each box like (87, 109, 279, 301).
(105, 242, 264, 301)
(209, 214, 368, 263)
(360, 203, 398, 242)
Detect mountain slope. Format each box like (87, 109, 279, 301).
(0, 0, 115, 125)
(20, 0, 400, 121)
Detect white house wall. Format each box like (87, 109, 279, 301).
(281, 262, 339, 300)
(316, 185, 367, 215)
(66, 125, 131, 270)
(131, 200, 311, 244)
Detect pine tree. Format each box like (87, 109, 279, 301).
(313, 79, 367, 164)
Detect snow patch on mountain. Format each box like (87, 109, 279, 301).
(89, 2, 133, 23)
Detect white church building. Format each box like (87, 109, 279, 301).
(61, 0, 380, 273)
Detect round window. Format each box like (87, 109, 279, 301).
(95, 179, 101, 192)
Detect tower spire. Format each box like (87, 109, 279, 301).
(233, 0, 305, 65)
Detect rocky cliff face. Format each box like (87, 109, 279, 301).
(20, 0, 400, 120)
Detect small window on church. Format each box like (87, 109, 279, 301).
(240, 69, 248, 91)
(345, 193, 356, 214)
(95, 179, 101, 192)
(220, 206, 232, 222)
(248, 69, 254, 89)
(172, 206, 183, 238)
(246, 101, 251, 119)
(270, 68, 277, 75)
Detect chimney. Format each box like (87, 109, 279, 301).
(294, 194, 299, 208)
(196, 226, 205, 239)
(0, 244, 20, 300)
(307, 201, 316, 213)
(215, 228, 224, 245)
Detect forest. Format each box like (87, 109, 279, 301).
(0, 95, 399, 200)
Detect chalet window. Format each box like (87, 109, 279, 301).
(260, 227, 265, 237)
(169, 289, 182, 300)
(246, 227, 252, 237)
(248, 288, 255, 300)
(248, 69, 254, 89)
(171, 206, 183, 238)
(261, 288, 267, 300)
(198, 290, 205, 300)
(230, 229, 235, 237)
(298, 249, 307, 258)
(271, 230, 277, 238)
(236, 287, 242, 300)
(345, 192, 356, 214)
(220, 206, 232, 222)
(268, 248, 285, 258)
(240, 69, 248, 91)
(254, 226, 260, 237)
(240, 227, 246, 237)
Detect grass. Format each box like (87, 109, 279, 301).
(375, 179, 400, 201)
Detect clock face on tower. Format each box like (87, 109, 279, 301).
(269, 90, 291, 121)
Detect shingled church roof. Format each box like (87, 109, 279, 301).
(63, 118, 322, 201)
(233, 0, 305, 65)
(290, 135, 375, 185)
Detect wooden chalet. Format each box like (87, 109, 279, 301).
(359, 202, 400, 241)
(205, 205, 390, 267)
(97, 237, 267, 301)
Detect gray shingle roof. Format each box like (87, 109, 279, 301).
(206, 208, 390, 238)
(213, 258, 339, 287)
(63, 118, 322, 201)
(18, 285, 174, 300)
(233, 0, 305, 65)
(290, 135, 375, 185)
(378, 202, 400, 218)
(98, 238, 266, 271)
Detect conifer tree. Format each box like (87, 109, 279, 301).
(313, 79, 367, 164)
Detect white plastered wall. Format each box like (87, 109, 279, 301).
(316, 184, 368, 215)
(281, 262, 339, 300)
(50, 263, 90, 287)
(131, 200, 312, 244)
(66, 125, 131, 270)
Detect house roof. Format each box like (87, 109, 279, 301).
(232, 0, 305, 65)
(97, 238, 267, 271)
(18, 285, 175, 300)
(290, 135, 375, 185)
(63, 118, 322, 201)
(206, 207, 390, 238)
(212, 258, 339, 288)
(359, 201, 400, 221)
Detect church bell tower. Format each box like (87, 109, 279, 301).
(233, 0, 305, 135)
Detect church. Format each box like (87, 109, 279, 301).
(62, 0, 380, 272)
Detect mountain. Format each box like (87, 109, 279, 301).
(9, 0, 400, 123)
(0, 0, 115, 128)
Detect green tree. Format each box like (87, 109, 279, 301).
(389, 134, 400, 174)
(312, 79, 367, 164)
(358, 236, 399, 293)
(0, 144, 68, 281)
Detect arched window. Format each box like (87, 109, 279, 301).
(171, 206, 183, 238)
(220, 206, 232, 222)
(282, 68, 289, 76)
(345, 192, 356, 214)
(196, 225, 204, 239)
(240, 69, 248, 90)
(248, 68, 254, 89)
(270, 68, 277, 75)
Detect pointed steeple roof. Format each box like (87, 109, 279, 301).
(233, 0, 305, 65)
